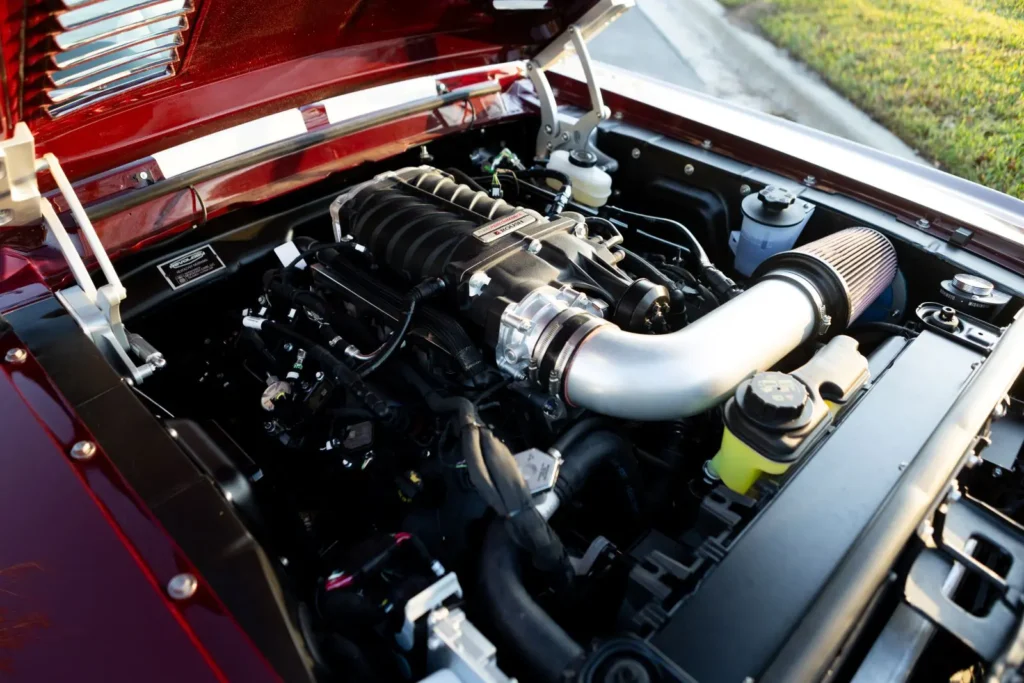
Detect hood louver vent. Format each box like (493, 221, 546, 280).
(46, 0, 193, 118)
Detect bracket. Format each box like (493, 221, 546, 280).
(905, 495, 1024, 661)
(0, 123, 164, 383)
(528, 0, 633, 162)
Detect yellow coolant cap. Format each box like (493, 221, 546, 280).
(709, 427, 793, 495)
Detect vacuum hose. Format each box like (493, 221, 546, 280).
(561, 228, 898, 420)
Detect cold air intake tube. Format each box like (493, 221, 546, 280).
(556, 227, 898, 421)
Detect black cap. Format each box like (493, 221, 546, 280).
(757, 186, 796, 212)
(741, 372, 808, 425)
(569, 150, 598, 168)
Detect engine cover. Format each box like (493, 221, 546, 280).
(329, 167, 670, 345)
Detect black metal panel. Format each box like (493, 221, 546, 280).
(652, 331, 983, 682)
(6, 299, 315, 683)
(905, 497, 1024, 661)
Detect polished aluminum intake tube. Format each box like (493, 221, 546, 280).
(562, 228, 897, 421)
(564, 279, 819, 420)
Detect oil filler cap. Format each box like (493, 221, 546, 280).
(741, 371, 809, 426)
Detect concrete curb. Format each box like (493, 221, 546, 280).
(635, 0, 921, 162)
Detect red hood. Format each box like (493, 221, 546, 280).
(0, 0, 599, 178)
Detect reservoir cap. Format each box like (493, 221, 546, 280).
(742, 372, 809, 425)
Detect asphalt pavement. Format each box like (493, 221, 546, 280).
(588, 0, 920, 162)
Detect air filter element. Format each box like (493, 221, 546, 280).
(754, 227, 898, 329)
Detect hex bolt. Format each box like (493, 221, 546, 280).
(613, 111, 623, 120)
(282, 342, 294, 352)
(684, 164, 695, 176)
(701, 139, 712, 150)
(916, 218, 930, 229)
(994, 467, 1004, 478)
(5, 347, 27, 364)
(804, 175, 817, 186)
(631, 148, 641, 159)
(739, 184, 752, 195)
(315, 371, 325, 381)
(544, 124, 553, 134)
(167, 573, 199, 600)
(70, 441, 97, 461)
(527, 239, 542, 254)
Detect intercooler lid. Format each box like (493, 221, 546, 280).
(0, 0, 623, 179)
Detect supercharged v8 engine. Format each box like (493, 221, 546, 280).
(55, 138, 1022, 683)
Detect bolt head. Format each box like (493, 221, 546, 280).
(138, 171, 150, 181)
(631, 148, 641, 159)
(5, 347, 27, 364)
(803, 175, 816, 186)
(739, 184, 752, 195)
(315, 371, 325, 381)
(527, 239, 542, 254)
(561, 132, 570, 141)
(916, 218, 930, 229)
(683, 164, 695, 176)
(282, 342, 293, 352)
(613, 111, 623, 120)
(701, 139, 712, 150)
(167, 573, 199, 600)
(70, 440, 97, 460)
(544, 124, 553, 134)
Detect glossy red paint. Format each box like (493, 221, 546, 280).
(0, 0, 596, 179)
(3, 70, 526, 290)
(0, 326, 280, 681)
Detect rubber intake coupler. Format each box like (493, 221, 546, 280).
(754, 227, 898, 329)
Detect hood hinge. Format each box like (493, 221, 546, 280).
(0, 123, 165, 384)
(527, 0, 633, 164)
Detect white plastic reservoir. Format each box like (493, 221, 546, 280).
(732, 186, 814, 276)
(546, 149, 613, 208)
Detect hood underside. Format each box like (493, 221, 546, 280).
(0, 0, 602, 178)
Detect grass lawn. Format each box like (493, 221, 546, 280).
(719, 0, 1024, 199)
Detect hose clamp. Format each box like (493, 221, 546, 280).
(764, 269, 832, 336)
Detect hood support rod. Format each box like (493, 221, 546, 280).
(85, 79, 502, 222)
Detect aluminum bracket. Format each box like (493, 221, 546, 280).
(0, 123, 164, 383)
(528, 0, 633, 161)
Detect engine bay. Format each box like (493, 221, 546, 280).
(41, 120, 1024, 683)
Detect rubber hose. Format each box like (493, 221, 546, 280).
(445, 167, 488, 193)
(606, 206, 711, 269)
(551, 416, 607, 455)
(849, 321, 918, 338)
(480, 521, 586, 683)
(554, 430, 642, 518)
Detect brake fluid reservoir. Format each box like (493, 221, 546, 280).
(732, 186, 814, 276)
(546, 149, 612, 208)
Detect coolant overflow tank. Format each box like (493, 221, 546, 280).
(708, 335, 870, 494)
